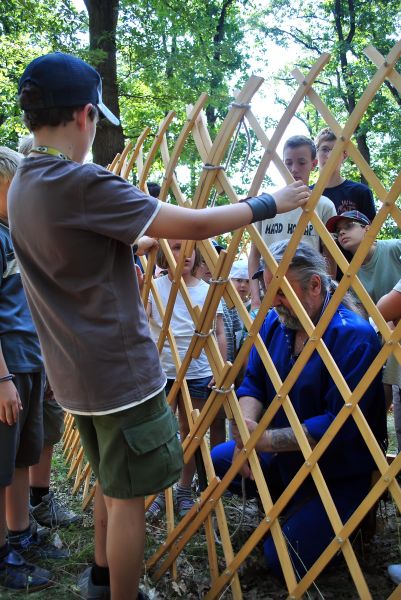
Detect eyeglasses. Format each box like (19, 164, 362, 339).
(335, 221, 365, 236)
(317, 145, 333, 155)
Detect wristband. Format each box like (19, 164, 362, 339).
(0, 374, 15, 383)
(241, 192, 277, 223)
(132, 243, 139, 255)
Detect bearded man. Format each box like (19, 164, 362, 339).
(212, 240, 386, 579)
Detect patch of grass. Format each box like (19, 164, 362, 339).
(2, 419, 399, 599)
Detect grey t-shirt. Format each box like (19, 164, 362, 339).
(8, 156, 166, 414)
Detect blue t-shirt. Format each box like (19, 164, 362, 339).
(321, 179, 376, 221)
(237, 305, 386, 486)
(0, 220, 42, 372)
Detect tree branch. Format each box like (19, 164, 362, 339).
(384, 80, 401, 107)
(346, 0, 356, 45)
(264, 26, 322, 54)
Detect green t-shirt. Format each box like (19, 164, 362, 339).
(358, 239, 401, 303)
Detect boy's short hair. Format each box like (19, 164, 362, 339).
(18, 52, 119, 130)
(147, 182, 161, 198)
(19, 83, 99, 131)
(0, 147, 22, 181)
(156, 245, 202, 275)
(315, 127, 336, 149)
(18, 135, 34, 157)
(283, 135, 316, 160)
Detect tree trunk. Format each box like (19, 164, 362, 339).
(84, 0, 124, 166)
(206, 0, 235, 128)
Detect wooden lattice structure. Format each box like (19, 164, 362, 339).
(62, 42, 401, 599)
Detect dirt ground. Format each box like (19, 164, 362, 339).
(1, 439, 399, 599)
(144, 492, 401, 599)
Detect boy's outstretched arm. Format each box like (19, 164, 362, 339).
(146, 181, 309, 240)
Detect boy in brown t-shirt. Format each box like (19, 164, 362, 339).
(9, 52, 310, 600)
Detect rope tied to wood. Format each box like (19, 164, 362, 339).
(193, 328, 214, 338)
(211, 384, 235, 394)
(203, 163, 226, 171)
(230, 102, 252, 109)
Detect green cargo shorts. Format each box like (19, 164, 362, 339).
(73, 390, 183, 499)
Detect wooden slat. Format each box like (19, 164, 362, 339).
(64, 42, 401, 599)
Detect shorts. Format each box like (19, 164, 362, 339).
(43, 378, 65, 445)
(0, 370, 45, 487)
(73, 390, 183, 499)
(166, 376, 212, 401)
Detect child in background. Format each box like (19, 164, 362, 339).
(0, 147, 66, 594)
(147, 240, 226, 519)
(230, 259, 250, 307)
(314, 127, 376, 220)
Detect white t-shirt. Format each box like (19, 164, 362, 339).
(149, 275, 223, 379)
(256, 195, 336, 251)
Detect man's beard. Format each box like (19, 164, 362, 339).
(274, 305, 303, 330)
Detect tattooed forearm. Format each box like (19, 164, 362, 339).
(267, 425, 316, 452)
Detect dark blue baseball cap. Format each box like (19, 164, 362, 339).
(18, 52, 120, 126)
(325, 210, 371, 233)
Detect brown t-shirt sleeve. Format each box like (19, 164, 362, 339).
(82, 165, 161, 245)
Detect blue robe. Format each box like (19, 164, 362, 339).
(212, 302, 386, 578)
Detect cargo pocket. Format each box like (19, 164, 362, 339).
(122, 406, 183, 496)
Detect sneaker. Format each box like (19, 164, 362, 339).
(176, 495, 195, 519)
(77, 567, 150, 600)
(77, 566, 110, 600)
(29, 513, 51, 539)
(388, 564, 401, 585)
(30, 490, 82, 528)
(9, 522, 69, 561)
(0, 549, 52, 592)
(146, 494, 166, 522)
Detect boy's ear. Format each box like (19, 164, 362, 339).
(311, 158, 318, 169)
(75, 104, 93, 130)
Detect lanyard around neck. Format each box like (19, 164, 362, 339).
(29, 146, 71, 161)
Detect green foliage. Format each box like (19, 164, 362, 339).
(0, 0, 252, 190)
(116, 0, 251, 184)
(1, 0, 399, 215)
(0, 0, 86, 148)
(251, 0, 401, 193)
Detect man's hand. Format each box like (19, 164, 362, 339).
(232, 420, 259, 480)
(232, 420, 243, 448)
(135, 236, 158, 256)
(232, 444, 253, 480)
(272, 181, 310, 214)
(0, 381, 22, 425)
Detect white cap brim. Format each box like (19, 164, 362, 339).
(98, 101, 120, 126)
